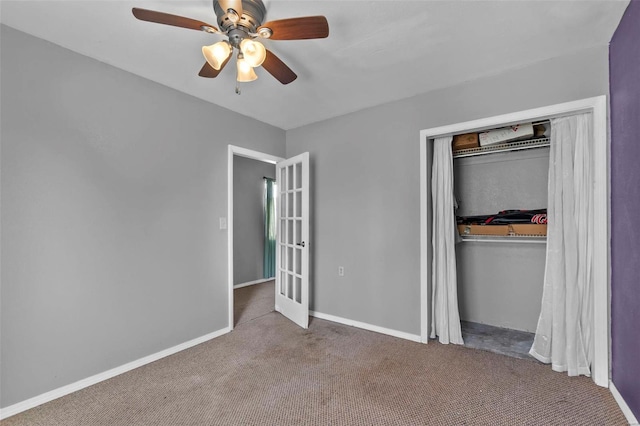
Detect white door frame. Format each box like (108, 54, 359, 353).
(228, 145, 284, 331)
(419, 96, 609, 387)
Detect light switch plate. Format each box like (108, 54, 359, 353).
(219, 217, 227, 230)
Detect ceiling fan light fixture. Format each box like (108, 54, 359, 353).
(236, 55, 258, 82)
(240, 39, 267, 67)
(132, 2, 329, 89)
(202, 41, 232, 70)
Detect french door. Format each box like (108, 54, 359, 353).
(275, 152, 309, 328)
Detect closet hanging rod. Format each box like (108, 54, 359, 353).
(460, 235, 547, 244)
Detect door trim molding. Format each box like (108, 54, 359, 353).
(419, 96, 609, 387)
(227, 145, 284, 331)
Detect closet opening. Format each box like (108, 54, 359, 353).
(453, 122, 550, 360)
(419, 96, 609, 387)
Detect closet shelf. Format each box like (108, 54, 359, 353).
(453, 137, 550, 159)
(460, 235, 547, 244)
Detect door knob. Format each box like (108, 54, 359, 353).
(296, 241, 305, 247)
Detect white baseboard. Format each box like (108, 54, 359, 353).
(610, 381, 640, 425)
(310, 310, 421, 343)
(234, 278, 274, 289)
(0, 326, 231, 420)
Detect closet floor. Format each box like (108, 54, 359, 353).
(461, 321, 536, 361)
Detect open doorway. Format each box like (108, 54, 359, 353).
(233, 155, 276, 326)
(233, 155, 276, 288)
(227, 146, 284, 330)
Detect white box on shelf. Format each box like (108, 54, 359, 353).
(479, 123, 534, 146)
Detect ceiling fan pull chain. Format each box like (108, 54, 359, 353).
(235, 53, 241, 95)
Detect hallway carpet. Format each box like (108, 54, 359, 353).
(3, 303, 626, 425)
(234, 280, 275, 326)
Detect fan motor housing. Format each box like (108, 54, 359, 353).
(213, 0, 266, 33)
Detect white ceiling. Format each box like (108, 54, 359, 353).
(0, 1, 629, 130)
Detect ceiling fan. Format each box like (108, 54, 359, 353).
(132, 0, 329, 92)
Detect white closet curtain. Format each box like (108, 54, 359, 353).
(529, 114, 594, 376)
(430, 136, 464, 345)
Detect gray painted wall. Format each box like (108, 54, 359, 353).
(0, 25, 285, 408)
(454, 149, 549, 332)
(233, 156, 276, 285)
(286, 45, 609, 336)
(454, 149, 549, 217)
(456, 243, 546, 332)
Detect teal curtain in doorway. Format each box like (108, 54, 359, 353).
(263, 178, 276, 278)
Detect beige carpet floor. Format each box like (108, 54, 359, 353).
(233, 280, 275, 326)
(2, 283, 627, 425)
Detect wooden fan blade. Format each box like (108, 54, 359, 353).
(262, 50, 297, 85)
(218, 0, 243, 18)
(132, 8, 218, 32)
(258, 16, 329, 40)
(198, 54, 231, 78)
